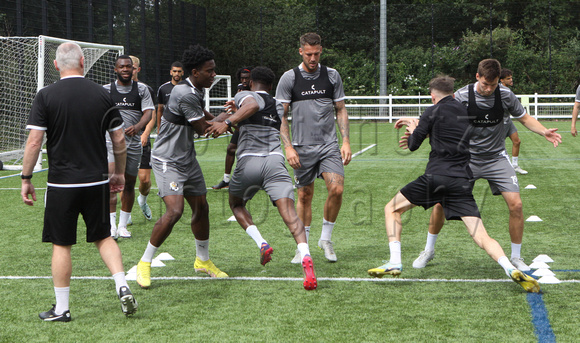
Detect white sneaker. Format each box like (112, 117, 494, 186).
(412, 250, 435, 269)
(318, 240, 337, 262)
(118, 226, 132, 238)
(140, 202, 152, 220)
(110, 225, 118, 240)
(290, 249, 301, 264)
(513, 166, 528, 174)
(127, 215, 133, 226)
(510, 257, 531, 271)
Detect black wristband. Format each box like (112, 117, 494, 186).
(225, 119, 233, 128)
(21, 174, 33, 179)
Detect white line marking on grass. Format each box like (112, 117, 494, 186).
(0, 168, 48, 180)
(1, 275, 579, 283)
(352, 144, 377, 159)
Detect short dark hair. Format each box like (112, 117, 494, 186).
(477, 59, 501, 80)
(116, 54, 133, 65)
(500, 68, 513, 80)
(181, 45, 215, 73)
(250, 66, 275, 87)
(429, 75, 455, 95)
(171, 61, 184, 69)
(236, 66, 253, 81)
(300, 32, 322, 47)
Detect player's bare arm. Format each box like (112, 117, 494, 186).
(335, 100, 351, 165)
(126, 108, 152, 136)
(110, 127, 126, 193)
(207, 97, 259, 138)
(280, 102, 301, 169)
(20, 129, 44, 205)
(156, 104, 164, 130)
(517, 113, 562, 147)
(141, 108, 156, 146)
(571, 102, 580, 137)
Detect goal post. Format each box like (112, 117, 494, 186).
(205, 75, 232, 116)
(0, 35, 124, 170)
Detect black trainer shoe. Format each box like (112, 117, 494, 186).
(212, 180, 229, 189)
(39, 305, 71, 322)
(118, 286, 138, 316)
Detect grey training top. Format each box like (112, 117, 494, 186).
(455, 83, 525, 158)
(152, 78, 204, 168)
(575, 85, 580, 102)
(103, 81, 154, 152)
(275, 64, 345, 146)
(234, 90, 284, 159)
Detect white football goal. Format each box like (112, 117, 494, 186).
(0, 35, 124, 170)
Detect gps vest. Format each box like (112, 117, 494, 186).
(162, 80, 193, 126)
(110, 81, 142, 112)
(468, 83, 503, 127)
(290, 65, 334, 102)
(238, 93, 281, 131)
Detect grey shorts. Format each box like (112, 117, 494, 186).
(229, 154, 294, 203)
(293, 141, 344, 188)
(107, 140, 142, 177)
(504, 119, 517, 138)
(151, 158, 207, 197)
(470, 151, 519, 195)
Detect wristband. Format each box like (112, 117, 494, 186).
(225, 119, 233, 128)
(21, 174, 33, 179)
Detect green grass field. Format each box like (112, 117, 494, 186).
(1, 121, 578, 342)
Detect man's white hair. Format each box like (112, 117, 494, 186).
(55, 42, 84, 71)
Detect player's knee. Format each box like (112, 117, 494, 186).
(226, 144, 237, 156)
(508, 200, 523, 214)
(327, 183, 344, 199)
(164, 207, 184, 223)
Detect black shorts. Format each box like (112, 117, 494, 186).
(140, 139, 152, 169)
(43, 184, 111, 245)
(400, 174, 480, 221)
(230, 129, 240, 145)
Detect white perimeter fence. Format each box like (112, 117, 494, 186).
(210, 94, 576, 122)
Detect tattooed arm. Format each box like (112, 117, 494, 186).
(335, 100, 351, 165)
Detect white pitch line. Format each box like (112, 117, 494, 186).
(352, 144, 377, 159)
(1, 275, 579, 283)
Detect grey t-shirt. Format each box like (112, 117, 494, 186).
(234, 90, 284, 159)
(103, 81, 155, 152)
(455, 83, 525, 158)
(152, 78, 204, 167)
(275, 64, 345, 146)
(575, 85, 580, 102)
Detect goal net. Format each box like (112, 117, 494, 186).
(205, 75, 232, 116)
(0, 35, 124, 170)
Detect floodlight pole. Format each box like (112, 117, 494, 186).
(380, 0, 387, 97)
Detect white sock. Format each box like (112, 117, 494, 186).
(511, 243, 522, 259)
(320, 218, 334, 242)
(304, 226, 310, 243)
(110, 212, 117, 229)
(425, 233, 438, 251)
(141, 241, 159, 263)
(297, 242, 310, 259)
(498, 256, 515, 276)
(389, 241, 402, 265)
(196, 239, 210, 261)
(112, 272, 129, 295)
(118, 210, 130, 228)
(223, 174, 231, 183)
(512, 156, 519, 166)
(54, 287, 70, 315)
(138, 194, 148, 206)
(245, 225, 267, 248)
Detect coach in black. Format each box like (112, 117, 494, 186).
(20, 42, 138, 321)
